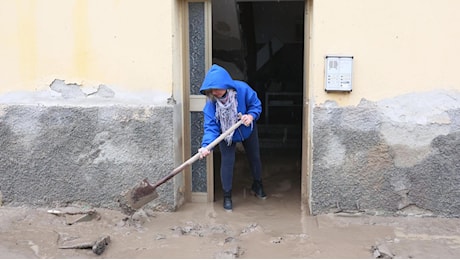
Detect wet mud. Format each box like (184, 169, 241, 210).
(1, 193, 460, 258)
(1, 149, 460, 258)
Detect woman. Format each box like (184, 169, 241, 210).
(198, 64, 267, 212)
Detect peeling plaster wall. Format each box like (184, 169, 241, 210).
(0, 83, 179, 212)
(311, 90, 460, 217)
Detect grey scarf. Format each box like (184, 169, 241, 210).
(215, 89, 238, 145)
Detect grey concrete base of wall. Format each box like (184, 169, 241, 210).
(0, 104, 178, 212)
(311, 90, 460, 217)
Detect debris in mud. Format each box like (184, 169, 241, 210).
(92, 235, 111, 255)
(240, 223, 262, 234)
(270, 236, 283, 244)
(267, 233, 309, 245)
(155, 234, 166, 240)
(215, 246, 243, 259)
(371, 244, 394, 259)
(117, 209, 155, 228)
(214, 246, 244, 259)
(65, 212, 100, 225)
(218, 236, 239, 247)
(47, 207, 97, 216)
(131, 209, 154, 223)
(47, 207, 101, 225)
(224, 236, 237, 244)
(59, 235, 111, 255)
(170, 221, 231, 237)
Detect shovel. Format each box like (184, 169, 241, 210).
(119, 118, 244, 215)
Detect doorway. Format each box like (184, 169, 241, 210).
(211, 0, 304, 206)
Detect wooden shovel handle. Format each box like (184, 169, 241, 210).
(152, 119, 244, 188)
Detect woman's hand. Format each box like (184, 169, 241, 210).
(241, 114, 254, 126)
(198, 147, 210, 159)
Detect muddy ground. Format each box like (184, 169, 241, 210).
(2, 149, 460, 258)
(1, 196, 460, 258)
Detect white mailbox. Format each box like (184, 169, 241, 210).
(325, 55, 353, 92)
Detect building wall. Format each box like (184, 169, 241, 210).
(0, 0, 174, 94)
(309, 0, 460, 216)
(310, 0, 460, 106)
(0, 0, 184, 211)
(2, 0, 460, 217)
(0, 103, 177, 211)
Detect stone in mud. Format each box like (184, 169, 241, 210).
(371, 244, 394, 259)
(59, 235, 110, 255)
(92, 235, 111, 255)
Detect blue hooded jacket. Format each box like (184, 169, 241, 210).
(199, 64, 262, 147)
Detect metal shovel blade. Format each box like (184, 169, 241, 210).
(118, 178, 159, 215)
(118, 119, 244, 215)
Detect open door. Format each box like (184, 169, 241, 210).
(184, 0, 309, 213)
(211, 0, 305, 209)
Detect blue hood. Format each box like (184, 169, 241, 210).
(199, 64, 235, 95)
(199, 64, 262, 148)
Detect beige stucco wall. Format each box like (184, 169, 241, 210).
(0, 0, 174, 94)
(4, 0, 460, 104)
(309, 0, 460, 106)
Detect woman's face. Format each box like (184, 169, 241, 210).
(211, 89, 227, 98)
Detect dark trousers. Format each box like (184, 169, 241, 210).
(219, 124, 262, 193)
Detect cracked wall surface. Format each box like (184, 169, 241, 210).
(311, 90, 460, 217)
(0, 82, 178, 211)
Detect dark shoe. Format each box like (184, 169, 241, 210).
(251, 180, 267, 199)
(223, 191, 233, 212)
(223, 197, 232, 212)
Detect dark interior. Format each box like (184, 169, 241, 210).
(212, 0, 304, 200)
